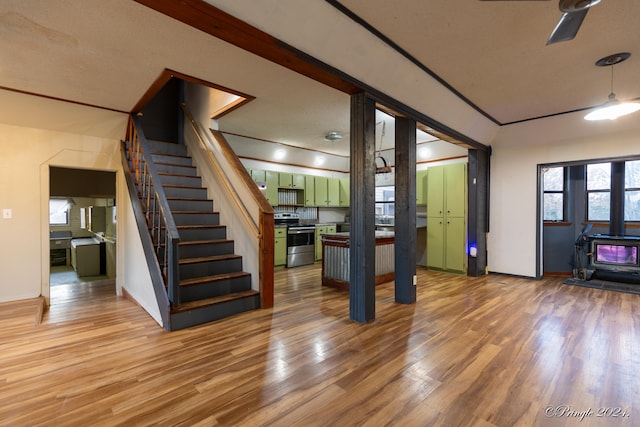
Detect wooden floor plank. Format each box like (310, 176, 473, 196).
(0, 266, 638, 426)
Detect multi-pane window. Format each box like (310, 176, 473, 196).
(625, 160, 640, 221)
(543, 166, 565, 221)
(49, 199, 70, 225)
(586, 162, 611, 221)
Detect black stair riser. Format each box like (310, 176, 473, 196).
(178, 227, 227, 241)
(162, 186, 208, 199)
(168, 199, 213, 212)
(179, 241, 235, 258)
(151, 153, 193, 166)
(180, 276, 252, 302)
(155, 164, 199, 176)
(147, 141, 188, 157)
(157, 241, 235, 262)
(169, 294, 260, 331)
(172, 212, 220, 226)
(179, 258, 243, 279)
(158, 174, 202, 187)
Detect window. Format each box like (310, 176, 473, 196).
(625, 160, 640, 221)
(543, 166, 565, 221)
(49, 198, 71, 225)
(586, 162, 611, 221)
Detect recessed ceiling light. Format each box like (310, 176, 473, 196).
(314, 155, 326, 166)
(418, 147, 431, 159)
(274, 149, 286, 160)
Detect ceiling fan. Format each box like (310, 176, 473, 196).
(480, 0, 602, 45)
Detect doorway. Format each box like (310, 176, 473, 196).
(48, 167, 117, 317)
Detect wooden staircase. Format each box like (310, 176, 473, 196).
(145, 140, 260, 330)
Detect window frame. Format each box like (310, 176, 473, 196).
(543, 166, 567, 222)
(49, 198, 71, 226)
(624, 159, 640, 222)
(585, 162, 612, 222)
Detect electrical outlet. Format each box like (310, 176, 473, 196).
(413, 275, 417, 286)
(2, 209, 12, 219)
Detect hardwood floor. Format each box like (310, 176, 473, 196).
(1, 266, 639, 426)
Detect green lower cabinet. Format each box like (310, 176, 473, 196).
(445, 217, 466, 272)
(315, 226, 326, 260)
(427, 217, 445, 269)
(427, 216, 466, 273)
(274, 226, 287, 266)
(315, 225, 336, 260)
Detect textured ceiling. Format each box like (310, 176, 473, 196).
(1, 0, 637, 158)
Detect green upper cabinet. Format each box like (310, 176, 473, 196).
(305, 175, 315, 206)
(339, 177, 349, 207)
(250, 169, 266, 182)
(279, 172, 293, 188)
(292, 174, 305, 189)
(416, 170, 428, 205)
(314, 176, 328, 206)
(445, 163, 466, 217)
(427, 166, 445, 218)
(314, 176, 340, 206)
(265, 170, 279, 206)
(279, 172, 305, 189)
(327, 177, 340, 207)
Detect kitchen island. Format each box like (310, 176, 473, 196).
(321, 231, 395, 291)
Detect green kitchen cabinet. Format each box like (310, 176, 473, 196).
(315, 225, 326, 260)
(305, 175, 315, 206)
(426, 217, 444, 269)
(445, 217, 466, 272)
(327, 177, 340, 206)
(426, 163, 467, 273)
(265, 170, 279, 206)
(427, 166, 444, 218)
(314, 176, 341, 206)
(278, 172, 305, 189)
(416, 170, 428, 205)
(315, 224, 337, 260)
(250, 169, 266, 182)
(274, 226, 287, 266)
(339, 177, 349, 207)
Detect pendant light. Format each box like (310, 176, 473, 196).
(585, 52, 640, 121)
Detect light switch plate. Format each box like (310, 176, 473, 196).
(3, 209, 12, 219)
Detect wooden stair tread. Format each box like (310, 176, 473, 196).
(158, 172, 201, 178)
(179, 239, 232, 246)
(179, 254, 242, 264)
(171, 290, 259, 313)
(155, 161, 196, 168)
(162, 184, 206, 190)
(180, 271, 251, 287)
(171, 210, 220, 215)
(176, 224, 225, 230)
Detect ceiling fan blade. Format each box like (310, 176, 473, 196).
(546, 8, 588, 44)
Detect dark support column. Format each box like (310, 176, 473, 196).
(610, 161, 625, 236)
(467, 149, 490, 276)
(394, 116, 416, 303)
(349, 92, 377, 323)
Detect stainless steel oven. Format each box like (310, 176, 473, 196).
(274, 213, 316, 268)
(286, 226, 315, 267)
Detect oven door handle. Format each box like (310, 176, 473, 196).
(287, 228, 316, 234)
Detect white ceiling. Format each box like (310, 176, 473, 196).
(0, 0, 638, 158)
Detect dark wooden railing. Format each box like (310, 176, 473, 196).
(124, 115, 181, 308)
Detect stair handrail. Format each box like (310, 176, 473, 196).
(180, 103, 271, 237)
(125, 115, 181, 308)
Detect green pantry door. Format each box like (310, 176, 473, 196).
(426, 163, 467, 273)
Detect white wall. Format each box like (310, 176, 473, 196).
(489, 110, 640, 277)
(0, 92, 163, 326)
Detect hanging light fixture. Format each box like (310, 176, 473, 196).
(585, 52, 640, 121)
